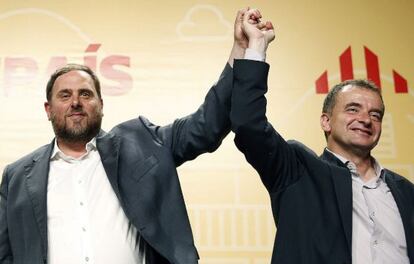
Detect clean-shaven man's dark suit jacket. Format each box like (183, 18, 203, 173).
(0, 64, 233, 264)
(230, 60, 414, 264)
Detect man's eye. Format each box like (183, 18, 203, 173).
(347, 107, 358, 112)
(370, 112, 382, 121)
(80, 92, 91, 97)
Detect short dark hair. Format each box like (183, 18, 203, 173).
(322, 79, 385, 114)
(46, 64, 102, 101)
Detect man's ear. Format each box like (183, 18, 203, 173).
(100, 98, 104, 117)
(320, 113, 331, 133)
(44, 101, 52, 121)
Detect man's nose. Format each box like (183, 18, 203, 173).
(71, 96, 82, 108)
(357, 111, 371, 125)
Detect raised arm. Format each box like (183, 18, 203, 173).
(231, 9, 301, 192)
(146, 9, 253, 166)
(228, 8, 250, 67)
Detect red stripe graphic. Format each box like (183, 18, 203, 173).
(85, 43, 101, 52)
(316, 71, 329, 94)
(364, 46, 381, 89)
(315, 46, 409, 95)
(340, 46, 353, 81)
(393, 70, 408, 93)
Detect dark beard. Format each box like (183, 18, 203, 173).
(51, 115, 102, 144)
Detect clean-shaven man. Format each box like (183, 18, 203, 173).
(231, 8, 414, 264)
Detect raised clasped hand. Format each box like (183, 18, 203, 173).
(242, 9, 275, 53)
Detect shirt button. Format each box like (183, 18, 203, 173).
(82, 227, 86, 232)
(80, 202, 84, 206)
(78, 180, 82, 184)
(373, 240, 378, 246)
(85, 257, 89, 262)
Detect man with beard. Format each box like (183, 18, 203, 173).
(230, 8, 414, 264)
(0, 8, 273, 264)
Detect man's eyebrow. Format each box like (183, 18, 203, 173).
(78, 88, 94, 93)
(344, 102, 361, 108)
(57, 89, 71, 94)
(344, 102, 384, 116)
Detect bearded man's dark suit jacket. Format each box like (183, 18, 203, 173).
(230, 60, 414, 264)
(0, 64, 233, 264)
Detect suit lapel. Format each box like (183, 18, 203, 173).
(320, 150, 353, 255)
(96, 131, 122, 199)
(24, 142, 54, 260)
(384, 170, 414, 261)
(23, 133, 122, 261)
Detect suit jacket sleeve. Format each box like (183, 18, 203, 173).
(0, 166, 13, 264)
(230, 59, 302, 193)
(148, 63, 233, 167)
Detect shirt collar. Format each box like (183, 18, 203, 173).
(51, 137, 97, 161)
(325, 148, 384, 180)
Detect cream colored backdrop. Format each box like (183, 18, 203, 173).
(1, 1, 413, 263)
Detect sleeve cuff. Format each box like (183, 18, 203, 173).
(244, 48, 266, 62)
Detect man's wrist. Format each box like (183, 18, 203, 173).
(244, 48, 265, 61)
(244, 39, 266, 62)
(228, 42, 247, 67)
(232, 42, 247, 58)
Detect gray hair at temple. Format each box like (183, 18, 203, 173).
(46, 64, 102, 101)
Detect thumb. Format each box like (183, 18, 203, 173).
(265, 21, 274, 30)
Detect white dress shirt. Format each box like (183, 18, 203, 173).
(47, 138, 146, 264)
(328, 149, 409, 264)
(245, 48, 266, 61)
